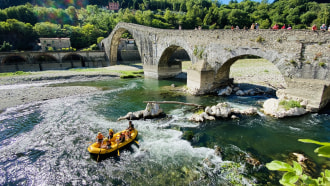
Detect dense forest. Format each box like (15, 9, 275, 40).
(0, 0, 329, 51)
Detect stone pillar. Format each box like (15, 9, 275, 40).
(157, 63, 182, 79)
(143, 64, 159, 79)
(187, 69, 215, 95)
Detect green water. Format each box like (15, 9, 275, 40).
(0, 78, 329, 185)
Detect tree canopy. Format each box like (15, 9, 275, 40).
(0, 0, 329, 51)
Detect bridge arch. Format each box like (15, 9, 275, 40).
(157, 39, 194, 79)
(34, 54, 58, 63)
(106, 26, 143, 66)
(62, 53, 85, 68)
(2, 55, 27, 64)
(210, 46, 288, 86)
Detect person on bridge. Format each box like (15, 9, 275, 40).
(312, 24, 317, 31)
(320, 24, 327, 31)
(281, 24, 286, 29)
(250, 23, 255, 30)
(287, 24, 292, 30)
(272, 24, 279, 30)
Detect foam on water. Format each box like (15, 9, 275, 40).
(0, 82, 256, 185)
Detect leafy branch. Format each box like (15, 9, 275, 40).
(266, 139, 330, 186)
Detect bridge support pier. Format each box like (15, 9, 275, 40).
(143, 63, 182, 79)
(187, 69, 214, 95)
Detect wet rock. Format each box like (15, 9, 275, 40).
(236, 90, 245, 96)
(217, 86, 232, 96)
(245, 156, 261, 167)
(262, 98, 308, 118)
(214, 145, 222, 157)
(293, 152, 308, 162)
(207, 102, 231, 118)
(233, 87, 240, 92)
(118, 103, 165, 120)
(289, 152, 318, 177)
(190, 102, 258, 122)
(189, 112, 215, 122)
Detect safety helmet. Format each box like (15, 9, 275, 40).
(109, 129, 113, 132)
(98, 132, 101, 134)
(103, 138, 109, 142)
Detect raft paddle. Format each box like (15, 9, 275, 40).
(134, 140, 139, 145)
(116, 136, 120, 156)
(97, 147, 101, 162)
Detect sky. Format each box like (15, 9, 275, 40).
(220, 0, 275, 4)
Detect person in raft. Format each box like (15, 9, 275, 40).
(96, 132, 104, 147)
(116, 132, 126, 144)
(127, 120, 134, 131)
(101, 138, 111, 149)
(108, 129, 114, 140)
(125, 129, 131, 139)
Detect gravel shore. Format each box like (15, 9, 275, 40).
(0, 60, 285, 112)
(0, 65, 141, 112)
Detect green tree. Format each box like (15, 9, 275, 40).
(228, 9, 250, 27)
(0, 41, 12, 51)
(33, 22, 61, 37)
(300, 11, 318, 25)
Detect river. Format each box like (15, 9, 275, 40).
(0, 78, 329, 185)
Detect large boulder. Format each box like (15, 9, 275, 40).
(262, 98, 308, 118)
(143, 103, 163, 118)
(205, 102, 232, 118)
(118, 103, 165, 120)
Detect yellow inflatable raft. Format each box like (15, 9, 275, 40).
(88, 129, 138, 155)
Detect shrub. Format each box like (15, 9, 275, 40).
(266, 139, 330, 186)
(319, 62, 326, 67)
(0, 41, 12, 52)
(97, 37, 104, 44)
(289, 59, 297, 66)
(256, 36, 265, 43)
(279, 100, 301, 110)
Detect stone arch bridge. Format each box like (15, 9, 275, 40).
(102, 23, 330, 111)
(0, 51, 107, 72)
(102, 22, 330, 111)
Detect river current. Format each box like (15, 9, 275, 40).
(0, 78, 329, 185)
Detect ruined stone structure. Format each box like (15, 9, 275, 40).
(0, 51, 107, 72)
(102, 22, 330, 111)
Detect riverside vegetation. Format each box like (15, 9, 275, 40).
(0, 0, 329, 51)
